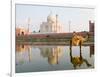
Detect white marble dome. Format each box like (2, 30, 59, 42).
(47, 14, 56, 23)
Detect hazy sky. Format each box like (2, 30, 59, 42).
(16, 4, 94, 32)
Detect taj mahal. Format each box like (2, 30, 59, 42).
(40, 13, 63, 33)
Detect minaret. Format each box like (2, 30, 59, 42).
(56, 14, 58, 32)
(27, 18, 31, 34)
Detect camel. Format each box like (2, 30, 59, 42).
(70, 32, 89, 48)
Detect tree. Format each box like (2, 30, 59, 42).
(33, 31, 36, 33)
(39, 30, 40, 32)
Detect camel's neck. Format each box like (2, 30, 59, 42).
(83, 35, 89, 42)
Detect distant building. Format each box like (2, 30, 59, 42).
(90, 45, 94, 57)
(89, 21, 94, 32)
(16, 27, 29, 36)
(40, 13, 63, 33)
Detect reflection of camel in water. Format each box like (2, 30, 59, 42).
(70, 32, 89, 48)
(69, 46, 91, 69)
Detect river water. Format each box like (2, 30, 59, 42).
(15, 44, 94, 73)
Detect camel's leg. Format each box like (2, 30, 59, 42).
(69, 40, 72, 62)
(70, 40, 72, 49)
(83, 59, 91, 67)
(79, 41, 82, 52)
(79, 42, 82, 60)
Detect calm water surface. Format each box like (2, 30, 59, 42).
(16, 44, 94, 73)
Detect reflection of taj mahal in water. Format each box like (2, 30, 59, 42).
(39, 46, 63, 65)
(16, 45, 63, 65)
(40, 13, 63, 33)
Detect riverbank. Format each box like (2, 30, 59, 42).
(16, 32, 94, 45)
(16, 41, 94, 46)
